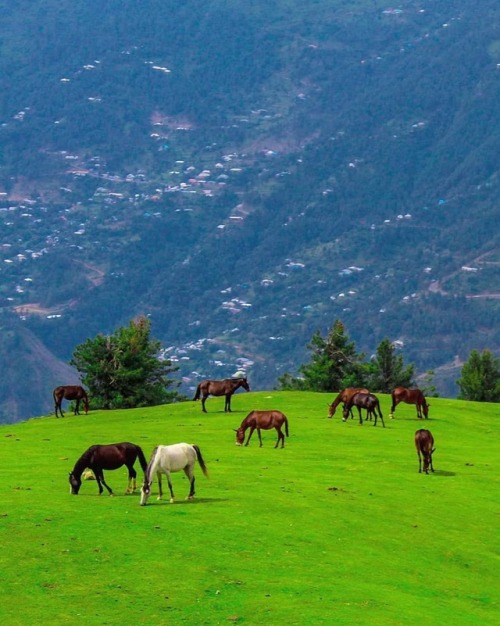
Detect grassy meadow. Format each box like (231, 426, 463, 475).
(0, 391, 498, 625)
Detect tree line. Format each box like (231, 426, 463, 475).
(69, 318, 500, 410)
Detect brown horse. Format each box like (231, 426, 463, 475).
(69, 442, 148, 495)
(328, 387, 369, 418)
(193, 377, 250, 412)
(415, 429, 435, 474)
(390, 387, 429, 419)
(343, 392, 385, 427)
(54, 385, 89, 418)
(235, 410, 289, 448)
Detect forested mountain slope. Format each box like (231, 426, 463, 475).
(0, 0, 498, 421)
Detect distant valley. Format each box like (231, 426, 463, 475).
(0, 0, 498, 421)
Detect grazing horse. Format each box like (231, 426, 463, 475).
(235, 410, 289, 448)
(69, 442, 148, 495)
(54, 385, 89, 418)
(415, 429, 435, 474)
(140, 443, 209, 505)
(390, 387, 429, 419)
(328, 387, 369, 418)
(343, 392, 385, 427)
(193, 377, 250, 413)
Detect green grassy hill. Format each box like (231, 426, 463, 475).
(1, 391, 498, 625)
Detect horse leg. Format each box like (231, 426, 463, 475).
(126, 465, 137, 494)
(201, 394, 208, 413)
(390, 398, 397, 419)
(100, 473, 114, 495)
(74, 399, 80, 416)
(245, 427, 256, 446)
(166, 472, 175, 503)
(225, 394, 231, 412)
(378, 408, 385, 428)
(184, 466, 195, 500)
(258, 429, 263, 447)
(95, 470, 113, 495)
(417, 452, 422, 473)
(156, 472, 164, 500)
(358, 407, 363, 425)
(275, 427, 284, 449)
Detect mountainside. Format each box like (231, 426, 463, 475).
(0, 0, 499, 421)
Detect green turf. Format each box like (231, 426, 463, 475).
(0, 392, 498, 625)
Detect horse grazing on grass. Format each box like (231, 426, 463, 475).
(235, 410, 289, 448)
(390, 387, 429, 419)
(343, 392, 385, 427)
(140, 443, 209, 505)
(54, 385, 89, 418)
(328, 387, 369, 418)
(415, 429, 435, 474)
(69, 442, 148, 495)
(193, 377, 250, 413)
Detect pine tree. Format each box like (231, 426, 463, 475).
(70, 317, 184, 409)
(366, 338, 415, 393)
(278, 320, 363, 392)
(457, 350, 500, 401)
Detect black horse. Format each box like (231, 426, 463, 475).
(193, 377, 250, 412)
(69, 442, 148, 495)
(54, 385, 89, 418)
(343, 392, 385, 427)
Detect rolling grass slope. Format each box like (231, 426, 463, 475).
(0, 392, 498, 625)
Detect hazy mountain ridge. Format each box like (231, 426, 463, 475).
(0, 0, 498, 421)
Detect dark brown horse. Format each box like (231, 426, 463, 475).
(54, 385, 89, 418)
(328, 387, 369, 418)
(235, 410, 289, 448)
(415, 429, 435, 474)
(343, 392, 385, 427)
(69, 442, 148, 495)
(193, 377, 250, 412)
(390, 387, 429, 419)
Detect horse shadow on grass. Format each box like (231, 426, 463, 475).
(432, 469, 456, 477)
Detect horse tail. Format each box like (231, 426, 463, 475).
(193, 384, 201, 401)
(284, 415, 289, 437)
(136, 445, 148, 475)
(377, 400, 383, 419)
(192, 445, 209, 478)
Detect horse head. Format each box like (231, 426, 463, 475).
(327, 403, 336, 418)
(140, 480, 152, 506)
(234, 428, 245, 446)
(69, 472, 82, 495)
(240, 378, 250, 392)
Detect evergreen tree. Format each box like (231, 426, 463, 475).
(457, 350, 500, 401)
(70, 317, 184, 409)
(366, 338, 415, 393)
(278, 320, 363, 392)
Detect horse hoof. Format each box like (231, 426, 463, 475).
(169, 498, 175, 503)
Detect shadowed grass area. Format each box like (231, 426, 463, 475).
(0, 392, 498, 625)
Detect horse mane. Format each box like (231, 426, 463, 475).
(71, 447, 93, 477)
(145, 446, 159, 482)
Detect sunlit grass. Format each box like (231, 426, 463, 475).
(0, 392, 498, 625)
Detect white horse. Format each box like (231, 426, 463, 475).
(140, 443, 208, 506)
